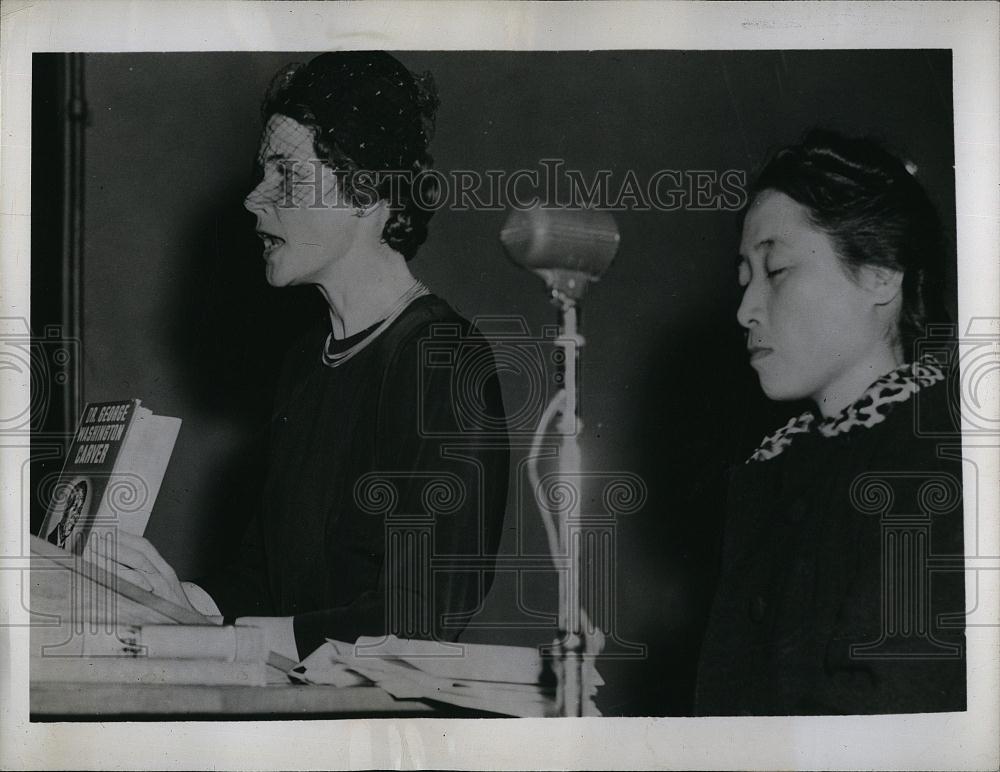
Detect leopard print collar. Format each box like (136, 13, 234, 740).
(747, 355, 945, 463)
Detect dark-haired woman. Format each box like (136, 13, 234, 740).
(111, 52, 509, 662)
(695, 130, 965, 715)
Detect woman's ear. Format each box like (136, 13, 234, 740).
(860, 265, 904, 306)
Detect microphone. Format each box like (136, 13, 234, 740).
(500, 204, 620, 302)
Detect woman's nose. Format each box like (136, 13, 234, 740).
(244, 184, 266, 213)
(736, 280, 762, 329)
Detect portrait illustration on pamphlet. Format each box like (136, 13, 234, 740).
(43, 476, 92, 552)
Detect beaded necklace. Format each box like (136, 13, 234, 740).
(321, 279, 430, 368)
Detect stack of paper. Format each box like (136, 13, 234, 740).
(290, 635, 603, 717)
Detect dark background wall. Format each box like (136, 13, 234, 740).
(33, 50, 956, 715)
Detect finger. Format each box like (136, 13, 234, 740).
(112, 530, 161, 562)
(107, 544, 161, 592)
(112, 531, 162, 561)
(141, 571, 177, 603)
(113, 556, 179, 604)
(142, 547, 180, 585)
(110, 564, 154, 593)
(105, 531, 189, 607)
(111, 540, 160, 575)
(114, 531, 179, 584)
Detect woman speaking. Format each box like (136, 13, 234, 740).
(695, 130, 965, 715)
(111, 52, 509, 663)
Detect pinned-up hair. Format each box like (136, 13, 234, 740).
(751, 129, 951, 359)
(262, 51, 441, 260)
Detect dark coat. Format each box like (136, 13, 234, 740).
(695, 367, 966, 715)
(202, 295, 510, 657)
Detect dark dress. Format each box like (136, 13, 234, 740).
(201, 294, 509, 658)
(695, 357, 966, 715)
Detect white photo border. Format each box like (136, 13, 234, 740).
(1, 1, 997, 770)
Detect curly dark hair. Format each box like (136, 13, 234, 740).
(261, 51, 440, 260)
(750, 128, 951, 360)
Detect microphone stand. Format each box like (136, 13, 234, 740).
(501, 206, 618, 717)
(527, 284, 597, 717)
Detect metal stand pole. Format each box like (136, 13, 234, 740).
(553, 297, 586, 717)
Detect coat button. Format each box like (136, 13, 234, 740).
(749, 595, 767, 622)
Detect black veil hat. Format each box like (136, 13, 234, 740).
(265, 51, 439, 172)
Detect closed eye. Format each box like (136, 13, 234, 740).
(766, 267, 788, 279)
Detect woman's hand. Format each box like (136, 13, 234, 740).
(106, 530, 197, 613)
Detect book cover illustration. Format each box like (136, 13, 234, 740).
(38, 399, 181, 553)
(44, 474, 94, 551)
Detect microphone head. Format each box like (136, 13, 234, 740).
(500, 205, 620, 301)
